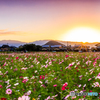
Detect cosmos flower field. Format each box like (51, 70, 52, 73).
(0, 52, 100, 100)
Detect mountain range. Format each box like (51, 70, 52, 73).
(0, 40, 99, 48)
(0, 40, 26, 47)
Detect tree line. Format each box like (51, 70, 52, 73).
(16, 44, 42, 51)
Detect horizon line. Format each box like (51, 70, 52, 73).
(0, 39, 100, 43)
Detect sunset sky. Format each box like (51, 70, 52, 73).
(0, 0, 100, 43)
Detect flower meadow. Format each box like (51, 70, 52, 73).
(0, 52, 100, 100)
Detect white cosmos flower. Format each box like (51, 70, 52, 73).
(31, 76, 35, 79)
(95, 76, 100, 79)
(35, 70, 37, 73)
(5, 80, 10, 84)
(74, 89, 78, 91)
(39, 81, 43, 84)
(6, 85, 11, 89)
(45, 80, 48, 83)
(78, 84, 81, 87)
(83, 84, 86, 87)
(25, 90, 31, 96)
(16, 90, 20, 92)
(24, 58, 27, 60)
(14, 83, 19, 86)
(23, 77, 28, 79)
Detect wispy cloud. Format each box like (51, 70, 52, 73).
(0, 29, 8, 32)
(0, 30, 27, 36)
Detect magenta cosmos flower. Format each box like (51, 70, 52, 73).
(65, 55, 69, 58)
(16, 57, 19, 60)
(6, 88, 12, 94)
(53, 84, 57, 87)
(39, 75, 45, 79)
(0, 85, 3, 88)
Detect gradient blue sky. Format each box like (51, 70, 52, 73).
(0, 0, 100, 42)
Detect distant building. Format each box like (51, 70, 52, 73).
(42, 45, 50, 51)
(0, 45, 10, 51)
(9, 46, 17, 51)
(73, 45, 90, 52)
(0, 45, 16, 51)
(95, 43, 100, 51)
(42, 40, 67, 51)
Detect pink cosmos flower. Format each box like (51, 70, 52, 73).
(24, 90, 31, 96)
(90, 71, 93, 74)
(30, 65, 33, 68)
(59, 62, 62, 64)
(21, 67, 28, 70)
(93, 61, 97, 66)
(6, 88, 12, 94)
(45, 96, 51, 100)
(49, 62, 52, 65)
(93, 82, 100, 87)
(14, 68, 18, 71)
(95, 76, 100, 79)
(72, 96, 76, 99)
(63, 82, 68, 87)
(64, 94, 70, 99)
(3, 62, 6, 66)
(98, 73, 100, 76)
(53, 84, 57, 87)
(68, 67, 71, 70)
(6, 85, 11, 88)
(51, 94, 58, 98)
(54, 77, 57, 80)
(47, 96, 51, 99)
(22, 79, 28, 83)
(88, 78, 91, 81)
(18, 95, 30, 100)
(42, 84, 46, 88)
(45, 64, 48, 68)
(69, 64, 73, 67)
(5, 71, 8, 74)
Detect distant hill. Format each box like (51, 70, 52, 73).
(30, 40, 49, 46)
(45, 40, 65, 46)
(0, 40, 99, 48)
(0, 40, 26, 47)
(31, 40, 99, 48)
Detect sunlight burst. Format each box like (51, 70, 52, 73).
(61, 27, 100, 42)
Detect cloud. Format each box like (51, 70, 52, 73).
(0, 30, 27, 36)
(0, 29, 8, 32)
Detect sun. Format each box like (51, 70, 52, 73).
(61, 27, 100, 43)
(83, 42, 86, 43)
